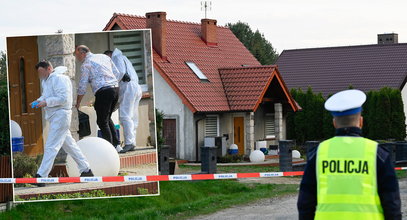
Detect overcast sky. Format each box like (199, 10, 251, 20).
(1, 0, 406, 53)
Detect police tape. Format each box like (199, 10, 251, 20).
(0, 171, 305, 184)
(0, 167, 405, 184)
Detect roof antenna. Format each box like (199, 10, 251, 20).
(201, 1, 212, 19)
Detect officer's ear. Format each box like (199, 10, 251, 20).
(359, 116, 363, 128)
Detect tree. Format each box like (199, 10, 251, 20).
(0, 50, 10, 155)
(227, 21, 279, 65)
(293, 88, 307, 144)
(389, 89, 406, 140)
(0, 51, 6, 82)
(375, 88, 392, 139)
(286, 89, 297, 140)
(322, 93, 335, 139)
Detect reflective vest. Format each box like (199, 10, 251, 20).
(315, 136, 384, 219)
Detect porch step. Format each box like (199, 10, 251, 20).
(119, 147, 157, 169)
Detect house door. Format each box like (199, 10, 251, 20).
(163, 119, 176, 158)
(7, 36, 43, 156)
(233, 117, 245, 155)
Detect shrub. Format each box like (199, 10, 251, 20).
(217, 154, 244, 163)
(13, 152, 40, 178)
(155, 109, 165, 150)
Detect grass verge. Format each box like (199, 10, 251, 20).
(178, 164, 280, 173)
(396, 170, 407, 179)
(0, 180, 297, 220)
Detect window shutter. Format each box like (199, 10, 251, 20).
(265, 114, 275, 138)
(205, 116, 219, 137)
(112, 31, 146, 84)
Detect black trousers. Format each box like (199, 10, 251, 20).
(94, 87, 119, 147)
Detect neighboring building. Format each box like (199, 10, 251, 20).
(276, 34, 407, 135)
(104, 12, 299, 161)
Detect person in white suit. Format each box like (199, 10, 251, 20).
(104, 49, 143, 153)
(32, 60, 93, 186)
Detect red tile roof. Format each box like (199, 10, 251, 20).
(219, 66, 298, 111)
(104, 13, 298, 113)
(276, 44, 407, 96)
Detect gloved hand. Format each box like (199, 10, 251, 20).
(31, 101, 39, 108)
(121, 73, 131, 82)
(31, 100, 46, 108)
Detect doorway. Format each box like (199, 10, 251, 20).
(163, 119, 177, 158)
(7, 36, 44, 156)
(233, 117, 245, 155)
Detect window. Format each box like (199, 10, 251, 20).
(265, 113, 275, 139)
(205, 115, 219, 137)
(19, 57, 27, 113)
(111, 31, 148, 90)
(185, 61, 208, 81)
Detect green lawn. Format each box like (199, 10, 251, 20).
(396, 170, 407, 179)
(0, 180, 298, 220)
(178, 164, 280, 173)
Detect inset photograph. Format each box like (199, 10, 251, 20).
(6, 29, 158, 202)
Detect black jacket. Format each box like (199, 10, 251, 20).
(297, 127, 402, 220)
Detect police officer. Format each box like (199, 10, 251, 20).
(297, 89, 401, 219)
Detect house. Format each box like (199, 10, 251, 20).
(275, 33, 407, 135)
(104, 12, 299, 161)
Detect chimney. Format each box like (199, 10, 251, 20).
(146, 12, 167, 60)
(378, 33, 398, 44)
(201, 19, 218, 46)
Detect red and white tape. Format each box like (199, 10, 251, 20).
(0, 171, 304, 184)
(0, 167, 405, 184)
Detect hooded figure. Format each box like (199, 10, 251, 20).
(110, 48, 143, 153)
(33, 61, 93, 186)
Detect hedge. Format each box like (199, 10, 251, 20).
(287, 87, 406, 145)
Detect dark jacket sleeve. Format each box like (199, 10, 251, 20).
(376, 146, 402, 220)
(297, 147, 317, 220)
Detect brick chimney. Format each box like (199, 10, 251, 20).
(378, 33, 398, 44)
(201, 19, 217, 47)
(146, 12, 167, 60)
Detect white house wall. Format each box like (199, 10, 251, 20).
(153, 67, 195, 160)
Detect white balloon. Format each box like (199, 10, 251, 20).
(10, 120, 22, 138)
(249, 150, 265, 162)
(66, 137, 120, 177)
(292, 150, 301, 159)
(229, 144, 238, 150)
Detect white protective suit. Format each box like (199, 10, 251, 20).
(36, 66, 90, 177)
(111, 48, 143, 146)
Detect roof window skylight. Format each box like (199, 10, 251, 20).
(185, 61, 209, 81)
